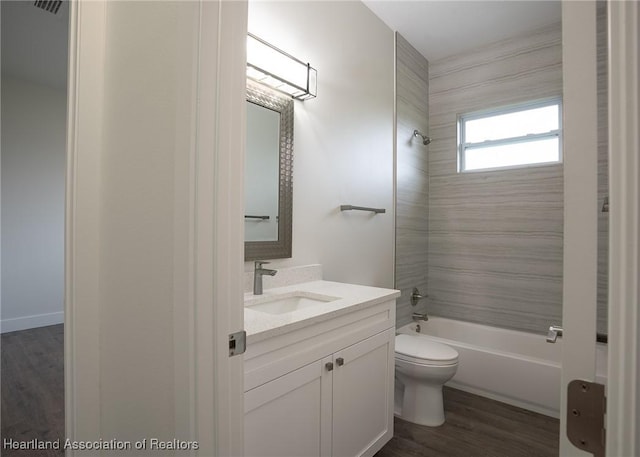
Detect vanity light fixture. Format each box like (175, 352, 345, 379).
(247, 33, 317, 100)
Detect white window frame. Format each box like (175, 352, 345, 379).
(457, 97, 563, 173)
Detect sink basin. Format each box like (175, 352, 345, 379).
(246, 291, 339, 315)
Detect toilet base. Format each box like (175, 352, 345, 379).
(396, 380, 446, 427)
(394, 359, 458, 427)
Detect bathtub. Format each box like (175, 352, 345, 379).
(397, 317, 608, 418)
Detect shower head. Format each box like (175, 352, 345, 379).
(413, 130, 431, 145)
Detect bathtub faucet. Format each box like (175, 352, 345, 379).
(412, 312, 428, 322)
(546, 325, 563, 343)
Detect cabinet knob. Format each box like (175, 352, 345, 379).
(325, 362, 334, 372)
(336, 357, 344, 366)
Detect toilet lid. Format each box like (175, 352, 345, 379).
(395, 334, 459, 364)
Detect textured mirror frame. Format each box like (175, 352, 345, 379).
(245, 80, 294, 261)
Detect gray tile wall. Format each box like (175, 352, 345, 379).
(394, 20, 608, 335)
(427, 24, 565, 334)
(395, 33, 430, 326)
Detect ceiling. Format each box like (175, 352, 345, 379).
(1, 1, 69, 90)
(363, 1, 561, 62)
(0, 1, 560, 90)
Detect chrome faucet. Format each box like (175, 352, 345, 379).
(253, 261, 277, 295)
(410, 287, 428, 321)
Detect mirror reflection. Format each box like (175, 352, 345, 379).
(245, 101, 280, 242)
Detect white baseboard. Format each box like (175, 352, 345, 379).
(1, 311, 64, 333)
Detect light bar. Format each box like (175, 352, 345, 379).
(247, 33, 317, 100)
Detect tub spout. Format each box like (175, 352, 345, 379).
(412, 312, 428, 321)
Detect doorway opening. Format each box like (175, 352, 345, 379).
(1, 1, 69, 454)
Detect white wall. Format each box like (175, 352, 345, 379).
(245, 1, 395, 289)
(1, 76, 66, 332)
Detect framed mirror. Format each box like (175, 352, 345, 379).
(244, 80, 294, 260)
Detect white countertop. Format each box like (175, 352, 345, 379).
(244, 280, 400, 343)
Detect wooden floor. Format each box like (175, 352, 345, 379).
(376, 387, 559, 457)
(1, 324, 64, 457)
(2, 325, 558, 457)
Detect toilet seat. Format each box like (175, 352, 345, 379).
(395, 334, 458, 366)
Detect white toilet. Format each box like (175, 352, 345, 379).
(394, 333, 459, 427)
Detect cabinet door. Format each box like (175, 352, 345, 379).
(244, 356, 333, 457)
(331, 328, 394, 457)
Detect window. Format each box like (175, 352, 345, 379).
(458, 98, 562, 172)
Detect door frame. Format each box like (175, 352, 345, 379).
(560, 1, 639, 455)
(64, 1, 247, 455)
(606, 1, 639, 455)
(64, 0, 105, 444)
(193, 1, 247, 455)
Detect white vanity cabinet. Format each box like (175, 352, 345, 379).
(244, 296, 396, 457)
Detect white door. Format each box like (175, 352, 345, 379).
(560, 2, 601, 456)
